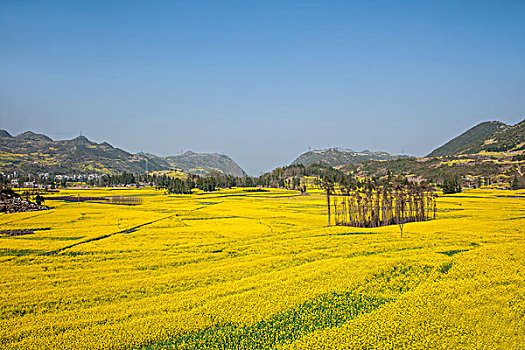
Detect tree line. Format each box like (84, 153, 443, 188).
(4, 160, 522, 194)
(154, 164, 343, 194)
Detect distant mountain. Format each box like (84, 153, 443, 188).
(0, 130, 247, 176)
(291, 148, 404, 167)
(0, 130, 13, 138)
(427, 121, 508, 157)
(166, 151, 247, 177)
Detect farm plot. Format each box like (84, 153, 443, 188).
(0, 187, 524, 349)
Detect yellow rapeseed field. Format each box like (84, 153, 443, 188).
(0, 187, 523, 349)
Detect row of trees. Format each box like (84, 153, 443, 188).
(320, 176, 437, 235)
(137, 164, 344, 194)
(5, 151, 524, 192)
(150, 172, 257, 194)
(92, 172, 136, 186)
(256, 164, 356, 192)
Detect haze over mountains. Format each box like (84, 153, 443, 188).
(0, 118, 523, 177)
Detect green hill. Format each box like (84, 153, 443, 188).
(341, 119, 525, 186)
(428, 121, 507, 157)
(458, 119, 525, 154)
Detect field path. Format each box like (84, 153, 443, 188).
(42, 212, 180, 256)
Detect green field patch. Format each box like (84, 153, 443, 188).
(506, 216, 525, 220)
(0, 229, 35, 236)
(440, 262, 454, 274)
(0, 248, 44, 257)
(15, 236, 85, 241)
(0, 228, 51, 237)
(181, 216, 241, 221)
(438, 249, 470, 257)
(346, 246, 424, 259)
(138, 292, 387, 350)
(138, 264, 433, 350)
(338, 232, 375, 236)
(437, 208, 465, 212)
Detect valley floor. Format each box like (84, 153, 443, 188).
(0, 187, 524, 349)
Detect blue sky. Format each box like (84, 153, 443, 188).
(1, 1, 524, 175)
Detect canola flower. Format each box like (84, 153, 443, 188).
(0, 187, 523, 349)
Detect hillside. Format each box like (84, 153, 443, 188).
(166, 151, 247, 177)
(458, 119, 525, 154)
(341, 155, 523, 185)
(0, 131, 247, 176)
(428, 121, 507, 157)
(291, 148, 404, 167)
(0, 132, 160, 175)
(348, 118, 523, 185)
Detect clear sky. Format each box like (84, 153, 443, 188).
(1, 1, 524, 175)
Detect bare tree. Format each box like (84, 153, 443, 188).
(321, 176, 335, 227)
(328, 176, 436, 232)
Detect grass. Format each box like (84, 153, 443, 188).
(0, 187, 523, 349)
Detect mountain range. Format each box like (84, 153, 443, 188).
(0, 131, 246, 177)
(1, 118, 523, 177)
